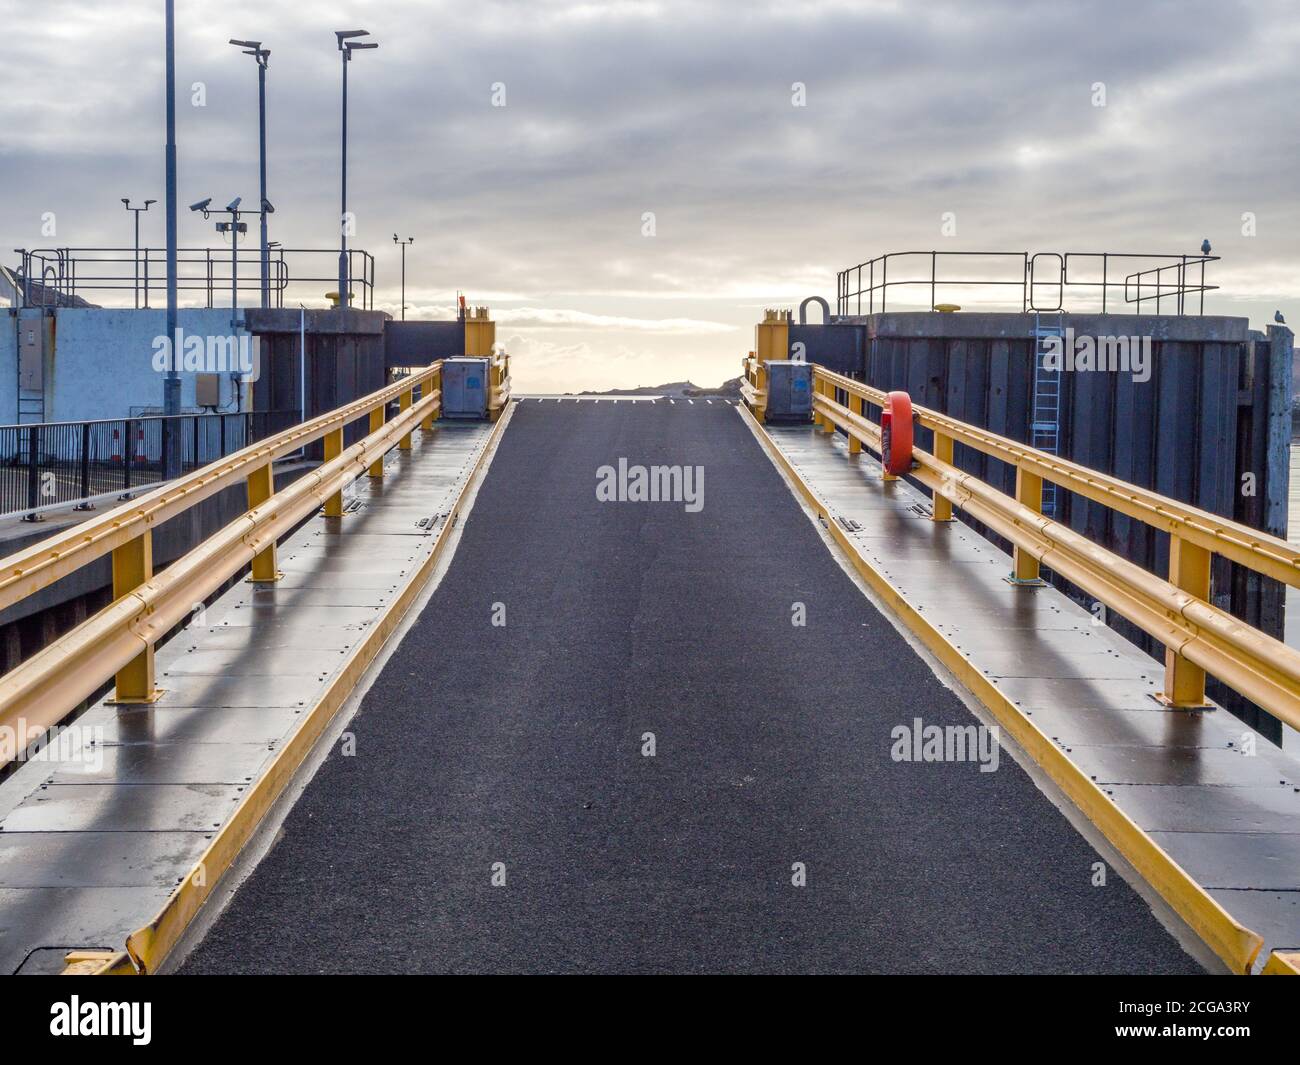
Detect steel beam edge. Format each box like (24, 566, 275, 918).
(1262, 951, 1300, 976)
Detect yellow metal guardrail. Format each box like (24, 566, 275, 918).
(489, 350, 512, 418)
(799, 363, 1300, 727)
(738, 369, 1286, 973)
(0, 363, 448, 767)
(741, 355, 767, 419)
(93, 397, 516, 975)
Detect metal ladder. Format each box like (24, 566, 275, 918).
(1029, 311, 1064, 517)
(18, 388, 44, 424)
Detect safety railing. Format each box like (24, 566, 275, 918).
(0, 411, 299, 519)
(489, 350, 512, 417)
(0, 363, 448, 768)
(12, 247, 378, 310)
(740, 355, 767, 412)
(835, 250, 1219, 316)
(799, 363, 1300, 729)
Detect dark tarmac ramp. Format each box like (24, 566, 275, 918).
(181, 400, 1200, 974)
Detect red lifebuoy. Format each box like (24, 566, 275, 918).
(880, 390, 914, 475)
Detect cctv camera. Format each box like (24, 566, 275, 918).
(189, 198, 213, 213)
(226, 197, 242, 212)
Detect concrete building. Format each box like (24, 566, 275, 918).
(2, 306, 250, 424)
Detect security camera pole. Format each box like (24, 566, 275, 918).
(162, 0, 181, 479)
(229, 39, 271, 308)
(336, 30, 378, 312)
(122, 198, 156, 309)
(191, 198, 254, 326)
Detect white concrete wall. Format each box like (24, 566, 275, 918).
(2, 307, 251, 424)
(0, 317, 16, 423)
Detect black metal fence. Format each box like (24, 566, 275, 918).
(0, 410, 301, 518)
(836, 250, 1219, 317)
(12, 247, 377, 311)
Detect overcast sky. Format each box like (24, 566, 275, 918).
(2, 0, 1297, 390)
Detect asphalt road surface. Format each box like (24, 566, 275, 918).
(181, 400, 1200, 974)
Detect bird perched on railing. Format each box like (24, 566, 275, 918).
(1200, 239, 1212, 255)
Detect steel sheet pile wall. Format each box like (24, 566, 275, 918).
(245, 308, 390, 456)
(842, 311, 1290, 742)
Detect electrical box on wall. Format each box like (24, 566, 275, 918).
(18, 318, 48, 391)
(195, 373, 221, 408)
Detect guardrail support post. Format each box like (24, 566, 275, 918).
(368, 404, 386, 479)
(111, 532, 160, 703)
(1008, 467, 1046, 585)
(421, 372, 439, 431)
(847, 394, 863, 455)
(323, 427, 344, 516)
(399, 386, 414, 450)
(247, 462, 281, 582)
(932, 431, 954, 522)
(489, 359, 503, 422)
(1156, 536, 1212, 707)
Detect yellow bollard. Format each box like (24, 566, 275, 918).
(1157, 536, 1212, 707)
(247, 461, 281, 582)
(111, 532, 160, 703)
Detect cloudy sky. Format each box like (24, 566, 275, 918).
(2, 0, 1297, 391)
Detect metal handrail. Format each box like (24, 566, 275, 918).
(0, 411, 299, 518)
(0, 367, 442, 615)
(0, 363, 446, 768)
(12, 246, 378, 310)
(807, 364, 1300, 730)
(836, 250, 1219, 316)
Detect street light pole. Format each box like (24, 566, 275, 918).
(393, 235, 413, 320)
(339, 43, 347, 305)
(163, 0, 181, 480)
(335, 30, 377, 311)
(257, 54, 268, 309)
(122, 198, 156, 309)
(229, 40, 272, 309)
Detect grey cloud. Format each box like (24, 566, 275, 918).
(2, 0, 1296, 389)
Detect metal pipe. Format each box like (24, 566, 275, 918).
(163, 0, 181, 479)
(258, 58, 269, 310)
(338, 47, 348, 306)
